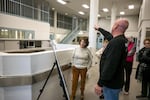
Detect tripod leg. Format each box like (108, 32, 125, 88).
(36, 62, 56, 100)
(55, 60, 70, 100)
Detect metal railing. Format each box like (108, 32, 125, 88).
(60, 25, 81, 44)
(0, 0, 49, 23)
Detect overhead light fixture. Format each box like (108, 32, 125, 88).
(120, 11, 125, 15)
(97, 14, 101, 17)
(52, 8, 55, 10)
(57, 0, 67, 5)
(78, 11, 85, 15)
(102, 8, 109, 12)
(78, 31, 83, 35)
(128, 5, 134, 9)
(65, 13, 68, 15)
(1, 29, 5, 31)
(82, 4, 89, 9)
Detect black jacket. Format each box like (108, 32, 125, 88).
(138, 47, 150, 65)
(98, 28, 113, 41)
(97, 28, 128, 89)
(135, 47, 150, 81)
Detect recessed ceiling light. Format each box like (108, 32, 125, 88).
(78, 11, 85, 15)
(128, 5, 134, 9)
(97, 14, 101, 17)
(102, 8, 109, 12)
(120, 11, 125, 15)
(78, 31, 83, 35)
(57, 0, 67, 5)
(1, 29, 4, 31)
(82, 4, 89, 9)
(65, 13, 68, 15)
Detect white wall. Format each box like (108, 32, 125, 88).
(0, 13, 50, 40)
(137, 0, 150, 50)
(139, 21, 150, 49)
(98, 15, 139, 37)
(98, 18, 111, 31)
(0, 56, 3, 75)
(142, 0, 150, 20)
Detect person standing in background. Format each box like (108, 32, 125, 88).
(95, 39, 109, 99)
(135, 38, 150, 99)
(123, 37, 136, 95)
(94, 18, 129, 100)
(71, 38, 93, 100)
(96, 39, 109, 59)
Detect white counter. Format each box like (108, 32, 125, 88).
(0, 46, 76, 100)
(0, 48, 73, 76)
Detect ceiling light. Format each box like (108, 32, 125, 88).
(57, 0, 67, 5)
(97, 14, 101, 17)
(78, 11, 85, 15)
(52, 8, 55, 10)
(78, 31, 83, 35)
(120, 11, 125, 15)
(82, 4, 89, 9)
(65, 13, 68, 15)
(102, 8, 109, 12)
(128, 5, 134, 9)
(1, 29, 4, 31)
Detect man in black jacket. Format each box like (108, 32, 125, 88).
(94, 18, 129, 100)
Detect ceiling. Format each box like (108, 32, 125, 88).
(47, 0, 142, 18)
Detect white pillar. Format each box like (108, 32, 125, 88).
(110, 2, 117, 30)
(140, 29, 146, 49)
(89, 0, 99, 49)
(139, 0, 150, 49)
(54, 10, 57, 39)
(37, 4, 41, 21)
(54, 11, 57, 30)
(15, 30, 18, 39)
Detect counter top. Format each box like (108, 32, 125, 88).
(4, 47, 52, 53)
(0, 38, 50, 41)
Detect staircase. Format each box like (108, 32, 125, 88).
(60, 26, 80, 44)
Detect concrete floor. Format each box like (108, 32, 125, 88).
(72, 61, 148, 100)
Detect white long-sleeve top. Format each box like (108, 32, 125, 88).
(72, 47, 93, 69)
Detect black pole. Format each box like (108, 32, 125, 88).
(36, 61, 56, 100)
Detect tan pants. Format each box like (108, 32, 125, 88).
(71, 66, 87, 97)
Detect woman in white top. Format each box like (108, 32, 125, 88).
(71, 38, 93, 100)
(96, 39, 108, 59)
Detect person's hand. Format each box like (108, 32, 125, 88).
(94, 84, 103, 96)
(94, 25, 100, 30)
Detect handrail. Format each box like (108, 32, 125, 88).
(60, 25, 81, 43)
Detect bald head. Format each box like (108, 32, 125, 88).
(112, 18, 129, 36)
(116, 18, 129, 31)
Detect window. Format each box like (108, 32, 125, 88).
(49, 10, 54, 26)
(0, 27, 35, 39)
(57, 13, 72, 30)
(0, 0, 50, 23)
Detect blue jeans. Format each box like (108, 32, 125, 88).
(103, 86, 121, 100)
